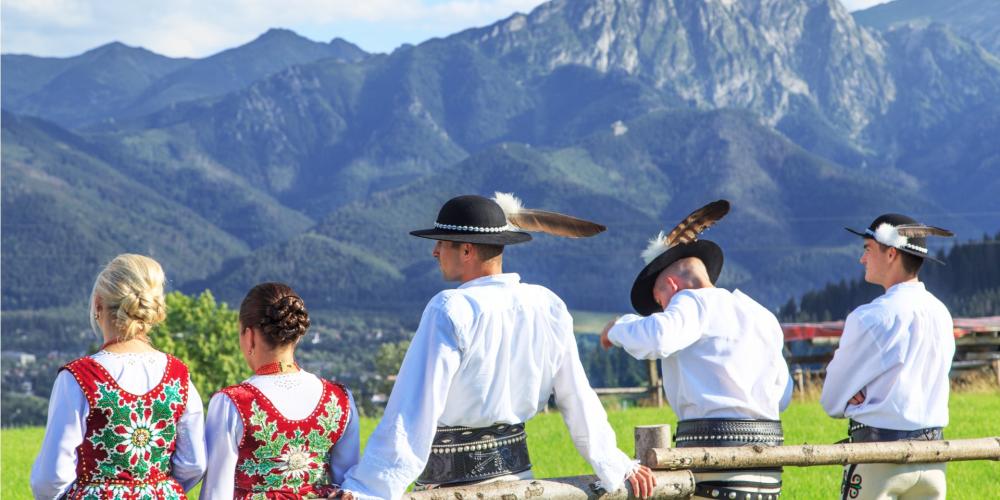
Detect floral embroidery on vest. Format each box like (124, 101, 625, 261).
(222, 379, 350, 498)
(63, 355, 189, 500)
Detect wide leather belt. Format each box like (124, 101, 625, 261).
(848, 420, 943, 443)
(415, 423, 531, 486)
(676, 419, 785, 448)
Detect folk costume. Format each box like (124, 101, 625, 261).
(340, 194, 638, 499)
(606, 200, 792, 500)
(201, 368, 360, 499)
(30, 350, 206, 499)
(822, 214, 955, 500)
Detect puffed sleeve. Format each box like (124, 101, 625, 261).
(340, 301, 463, 500)
(551, 299, 638, 493)
(608, 290, 706, 359)
(30, 370, 88, 499)
(200, 392, 242, 499)
(172, 379, 206, 491)
(328, 389, 361, 485)
(820, 311, 895, 418)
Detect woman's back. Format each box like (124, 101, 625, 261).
(202, 369, 359, 499)
(31, 349, 206, 499)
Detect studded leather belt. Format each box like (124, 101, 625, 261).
(848, 420, 943, 443)
(415, 423, 531, 487)
(675, 419, 785, 448)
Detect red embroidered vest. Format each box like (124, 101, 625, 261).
(62, 354, 190, 500)
(221, 379, 351, 499)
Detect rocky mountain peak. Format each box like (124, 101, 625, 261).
(461, 0, 894, 138)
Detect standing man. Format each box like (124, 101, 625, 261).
(822, 214, 955, 500)
(341, 194, 655, 499)
(600, 200, 792, 500)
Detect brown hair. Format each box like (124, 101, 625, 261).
(239, 283, 310, 347)
(448, 241, 504, 261)
(900, 251, 924, 275)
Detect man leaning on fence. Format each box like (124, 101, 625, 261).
(821, 213, 956, 500)
(600, 200, 793, 500)
(339, 193, 656, 499)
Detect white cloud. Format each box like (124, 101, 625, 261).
(1, 0, 546, 57)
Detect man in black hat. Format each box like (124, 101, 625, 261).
(599, 200, 792, 500)
(821, 214, 955, 500)
(341, 194, 655, 499)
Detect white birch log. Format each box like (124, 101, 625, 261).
(646, 437, 1000, 470)
(403, 470, 695, 499)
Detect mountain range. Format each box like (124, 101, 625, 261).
(3, 0, 999, 325)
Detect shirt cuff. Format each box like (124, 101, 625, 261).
(591, 452, 640, 493)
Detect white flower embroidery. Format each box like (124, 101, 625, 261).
(277, 445, 313, 475)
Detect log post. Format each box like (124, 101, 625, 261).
(402, 470, 695, 499)
(635, 424, 672, 467)
(646, 437, 1000, 470)
(647, 359, 663, 407)
(793, 368, 805, 393)
(992, 359, 1000, 388)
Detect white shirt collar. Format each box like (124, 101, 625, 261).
(459, 273, 521, 289)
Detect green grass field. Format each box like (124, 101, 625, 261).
(4, 391, 998, 498)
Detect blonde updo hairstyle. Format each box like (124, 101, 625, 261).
(89, 254, 167, 341)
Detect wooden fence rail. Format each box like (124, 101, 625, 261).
(645, 437, 1000, 470)
(400, 426, 1000, 500)
(403, 471, 695, 500)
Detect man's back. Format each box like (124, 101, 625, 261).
(431, 273, 573, 426)
(656, 288, 789, 420)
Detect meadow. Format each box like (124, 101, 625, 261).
(3, 391, 997, 498)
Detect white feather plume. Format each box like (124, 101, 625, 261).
(874, 223, 907, 249)
(641, 231, 670, 264)
(492, 192, 523, 226)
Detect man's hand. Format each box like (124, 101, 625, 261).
(600, 318, 618, 350)
(849, 390, 866, 406)
(626, 465, 657, 499)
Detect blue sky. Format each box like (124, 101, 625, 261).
(1, 0, 892, 58)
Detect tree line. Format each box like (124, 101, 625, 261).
(780, 233, 1000, 322)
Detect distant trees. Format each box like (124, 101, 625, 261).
(781, 233, 1000, 321)
(152, 291, 250, 404)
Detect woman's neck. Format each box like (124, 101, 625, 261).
(100, 335, 155, 353)
(250, 350, 299, 374)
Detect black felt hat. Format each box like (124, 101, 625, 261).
(845, 213, 953, 265)
(629, 200, 730, 316)
(410, 195, 532, 245)
(630, 240, 724, 316)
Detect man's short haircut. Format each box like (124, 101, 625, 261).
(448, 241, 504, 261)
(874, 241, 924, 275)
(900, 251, 924, 275)
(664, 257, 710, 286)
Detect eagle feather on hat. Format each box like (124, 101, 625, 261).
(492, 192, 605, 238)
(641, 200, 730, 264)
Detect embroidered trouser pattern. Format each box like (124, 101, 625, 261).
(841, 463, 946, 500)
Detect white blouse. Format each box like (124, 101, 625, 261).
(821, 281, 955, 430)
(30, 351, 207, 499)
(200, 370, 361, 499)
(341, 273, 637, 500)
(609, 288, 793, 421)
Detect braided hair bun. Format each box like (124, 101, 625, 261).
(239, 283, 310, 346)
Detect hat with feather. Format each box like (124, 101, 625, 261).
(845, 213, 953, 264)
(410, 193, 606, 245)
(630, 200, 730, 316)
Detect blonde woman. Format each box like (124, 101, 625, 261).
(30, 254, 206, 499)
(201, 282, 359, 499)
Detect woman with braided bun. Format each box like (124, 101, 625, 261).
(201, 282, 359, 499)
(30, 254, 207, 499)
